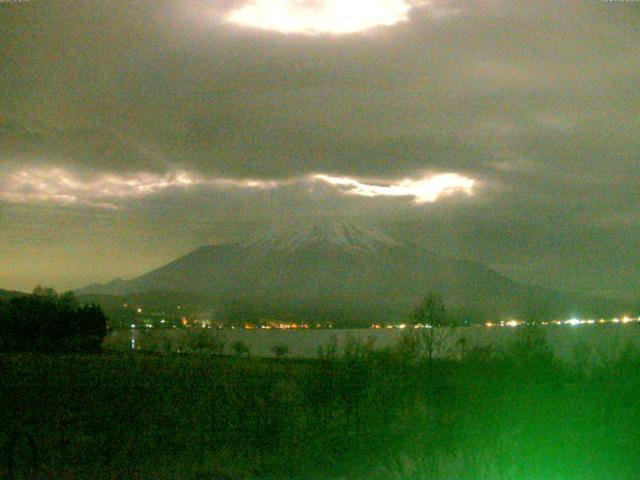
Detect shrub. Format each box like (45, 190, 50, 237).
(270, 343, 290, 358)
(316, 335, 339, 360)
(185, 329, 226, 354)
(231, 340, 250, 358)
(342, 334, 377, 361)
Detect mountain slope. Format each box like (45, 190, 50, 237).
(78, 222, 632, 325)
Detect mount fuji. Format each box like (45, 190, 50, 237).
(78, 222, 628, 325)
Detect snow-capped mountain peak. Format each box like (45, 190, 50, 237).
(240, 221, 403, 252)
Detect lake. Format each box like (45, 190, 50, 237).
(105, 323, 640, 362)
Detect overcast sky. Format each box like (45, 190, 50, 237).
(1, 0, 638, 297)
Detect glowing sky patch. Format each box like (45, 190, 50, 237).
(312, 173, 475, 203)
(226, 0, 419, 35)
(0, 168, 278, 209)
(0, 168, 475, 208)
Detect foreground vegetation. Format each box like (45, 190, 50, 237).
(2, 327, 640, 479)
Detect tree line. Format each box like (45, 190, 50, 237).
(0, 286, 107, 353)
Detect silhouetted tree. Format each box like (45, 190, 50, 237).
(0, 287, 107, 353)
(411, 292, 449, 380)
(411, 292, 448, 328)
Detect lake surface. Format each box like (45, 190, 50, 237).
(105, 323, 640, 362)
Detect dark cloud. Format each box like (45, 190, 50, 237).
(0, 0, 638, 297)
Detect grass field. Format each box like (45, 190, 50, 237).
(2, 328, 640, 479)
